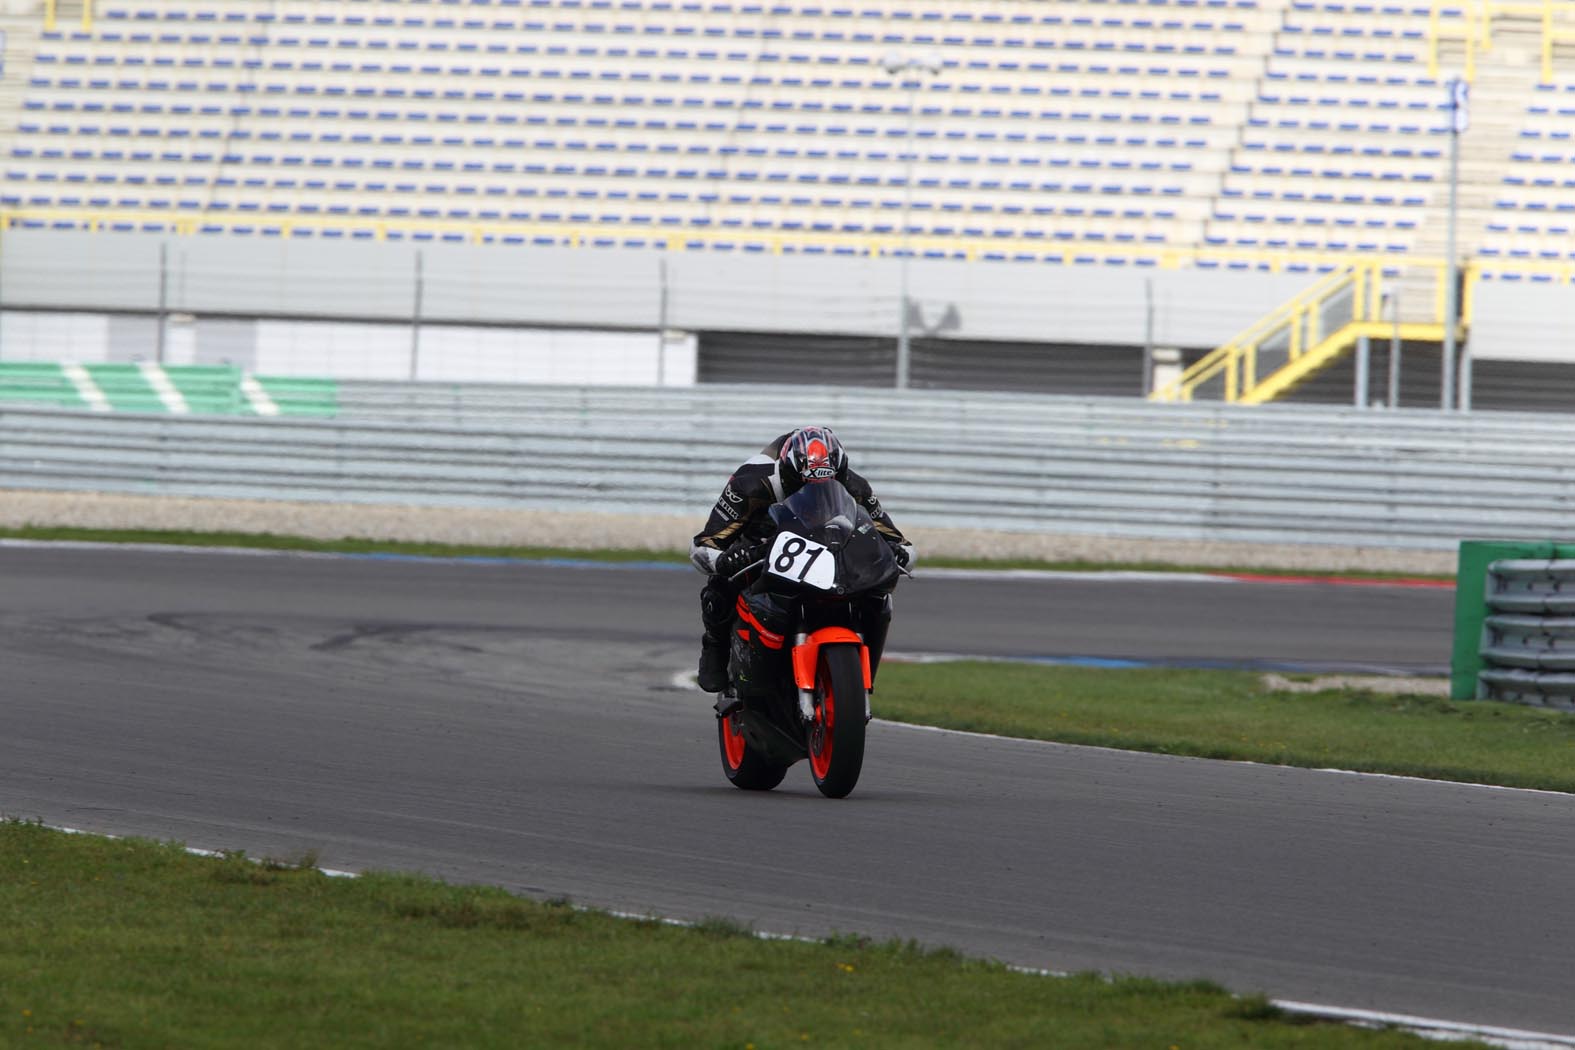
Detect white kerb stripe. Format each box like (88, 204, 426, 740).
(240, 374, 280, 416)
(138, 362, 188, 413)
(61, 362, 110, 412)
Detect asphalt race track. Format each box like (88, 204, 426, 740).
(7, 544, 1574, 1037)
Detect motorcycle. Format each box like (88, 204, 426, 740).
(714, 478, 905, 799)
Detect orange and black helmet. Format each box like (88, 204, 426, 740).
(780, 426, 847, 491)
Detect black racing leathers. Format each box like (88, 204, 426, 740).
(690, 433, 906, 577)
(692, 434, 909, 693)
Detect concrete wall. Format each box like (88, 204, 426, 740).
(0, 310, 698, 385)
(7, 230, 1569, 388)
(2, 229, 1316, 347)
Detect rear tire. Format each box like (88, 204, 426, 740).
(807, 644, 867, 799)
(718, 708, 789, 791)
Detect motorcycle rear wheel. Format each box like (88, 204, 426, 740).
(807, 644, 867, 799)
(718, 708, 789, 791)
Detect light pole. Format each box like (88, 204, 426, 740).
(1443, 76, 1468, 411)
(883, 52, 940, 389)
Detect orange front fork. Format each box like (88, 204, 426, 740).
(790, 626, 872, 724)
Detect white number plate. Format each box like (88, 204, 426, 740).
(766, 532, 837, 590)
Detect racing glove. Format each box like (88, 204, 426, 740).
(715, 540, 767, 580)
(889, 541, 916, 572)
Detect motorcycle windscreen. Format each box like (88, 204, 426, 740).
(768, 481, 898, 592)
(768, 479, 860, 545)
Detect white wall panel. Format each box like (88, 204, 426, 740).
(1468, 282, 1575, 362)
(254, 321, 413, 380)
(0, 311, 110, 361)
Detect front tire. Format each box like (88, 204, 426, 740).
(807, 644, 867, 799)
(718, 708, 789, 791)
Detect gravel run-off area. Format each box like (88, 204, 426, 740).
(0, 489, 1457, 576)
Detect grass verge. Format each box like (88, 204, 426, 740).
(877, 662, 1575, 793)
(0, 526, 681, 564)
(0, 821, 1474, 1049)
(0, 525, 1453, 582)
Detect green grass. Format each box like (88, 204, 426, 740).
(0, 821, 1476, 1050)
(0, 526, 684, 564)
(0, 525, 1453, 582)
(876, 662, 1575, 793)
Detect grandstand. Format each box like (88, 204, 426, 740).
(1, 0, 1574, 407)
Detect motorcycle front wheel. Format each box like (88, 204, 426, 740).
(807, 643, 867, 799)
(718, 708, 789, 791)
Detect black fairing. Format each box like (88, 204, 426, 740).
(765, 480, 899, 597)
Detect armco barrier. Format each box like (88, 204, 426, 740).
(5, 387, 1575, 551)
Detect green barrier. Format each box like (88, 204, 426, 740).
(255, 375, 339, 417)
(83, 364, 163, 413)
(1451, 539, 1575, 700)
(0, 362, 86, 409)
(166, 365, 245, 414)
(0, 363, 336, 417)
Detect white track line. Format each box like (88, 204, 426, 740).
(673, 667, 1568, 798)
(1273, 1001, 1575, 1050)
(47, 823, 358, 877)
(674, 667, 1563, 799)
(877, 714, 1573, 798)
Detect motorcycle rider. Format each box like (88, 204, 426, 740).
(691, 425, 915, 694)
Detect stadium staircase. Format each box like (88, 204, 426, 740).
(1149, 260, 1449, 402)
(1160, 4, 1572, 405)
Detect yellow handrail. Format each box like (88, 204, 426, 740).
(1432, 0, 1575, 82)
(1546, 0, 1556, 82)
(0, 205, 1469, 276)
(41, 0, 92, 32)
(1150, 261, 1404, 404)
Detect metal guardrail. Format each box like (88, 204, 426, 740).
(6, 386, 1575, 550)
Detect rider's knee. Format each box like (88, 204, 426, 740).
(700, 575, 739, 635)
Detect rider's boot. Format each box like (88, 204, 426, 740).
(698, 575, 738, 694)
(698, 633, 730, 693)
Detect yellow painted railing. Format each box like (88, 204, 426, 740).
(1149, 261, 1459, 404)
(1431, 0, 1575, 82)
(0, 205, 1465, 276)
(42, 0, 93, 32)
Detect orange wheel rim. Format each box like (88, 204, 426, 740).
(809, 677, 835, 780)
(723, 712, 747, 769)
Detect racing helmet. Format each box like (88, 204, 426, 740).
(780, 425, 847, 491)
